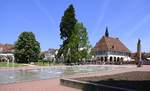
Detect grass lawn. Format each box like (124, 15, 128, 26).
(0, 61, 63, 67)
(0, 62, 26, 67)
(36, 61, 50, 66)
(35, 60, 63, 66)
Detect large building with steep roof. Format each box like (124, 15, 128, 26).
(94, 28, 131, 64)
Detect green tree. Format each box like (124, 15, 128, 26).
(68, 22, 81, 62)
(57, 4, 91, 64)
(60, 4, 77, 39)
(14, 32, 40, 63)
(57, 4, 77, 63)
(74, 22, 92, 61)
(39, 52, 45, 60)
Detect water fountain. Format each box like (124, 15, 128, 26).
(0, 65, 121, 84)
(6, 57, 9, 68)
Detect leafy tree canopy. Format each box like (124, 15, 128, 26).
(14, 32, 40, 63)
(57, 4, 92, 64)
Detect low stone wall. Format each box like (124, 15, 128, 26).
(60, 78, 134, 91)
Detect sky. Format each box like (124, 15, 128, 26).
(0, 0, 150, 52)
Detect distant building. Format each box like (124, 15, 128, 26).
(144, 53, 150, 60)
(94, 28, 131, 64)
(43, 48, 58, 61)
(0, 44, 15, 62)
(131, 52, 150, 63)
(0, 44, 14, 53)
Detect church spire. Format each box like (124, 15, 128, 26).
(105, 27, 109, 37)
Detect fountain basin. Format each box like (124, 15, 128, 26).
(0, 65, 120, 84)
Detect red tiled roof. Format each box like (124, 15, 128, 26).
(95, 36, 130, 52)
(0, 44, 14, 53)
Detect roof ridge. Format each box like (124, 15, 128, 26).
(95, 36, 130, 52)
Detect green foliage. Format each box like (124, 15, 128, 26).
(60, 4, 77, 39)
(68, 22, 92, 62)
(57, 4, 91, 64)
(57, 4, 77, 63)
(0, 62, 26, 67)
(14, 32, 40, 63)
(74, 22, 92, 61)
(39, 52, 45, 60)
(36, 60, 51, 66)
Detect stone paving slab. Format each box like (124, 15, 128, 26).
(0, 78, 81, 91)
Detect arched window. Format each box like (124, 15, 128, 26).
(114, 57, 116, 62)
(110, 56, 112, 62)
(117, 57, 120, 62)
(105, 57, 107, 62)
(101, 57, 103, 62)
(121, 57, 123, 62)
(121, 57, 123, 61)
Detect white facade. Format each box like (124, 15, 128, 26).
(0, 53, 15, 63)
(96, 54, 131, 62)
(44, 49, 58, 61)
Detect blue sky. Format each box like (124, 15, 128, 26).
(0, 0, 150, 52)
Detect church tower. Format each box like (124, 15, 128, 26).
(105, 27, 109, 37)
